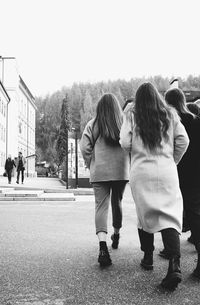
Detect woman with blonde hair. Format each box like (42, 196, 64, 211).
(120, 83, 189, 290)
(80, 93, 129, 267)
(4, 154, 16, 184)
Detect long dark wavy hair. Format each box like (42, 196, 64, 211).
(134, 82, 172, 151)
(165, 88, 195, 117)
(93, 93, 123, 145)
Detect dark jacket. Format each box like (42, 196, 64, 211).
(178, 113, 200, 213)
(5, 158, 16, 171)
(15, 156, 26, 170)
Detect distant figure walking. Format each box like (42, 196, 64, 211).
(80, 93, 129, 267)
(16, 152, 26, 184)
(4, 155, 16, 184)
(120, 82, 189, 290)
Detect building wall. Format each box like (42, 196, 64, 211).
(7, 89, 19, 159)
(0, 58, 37, 177)
(18, 84, 36, 176)
(1, 59, 19, 161)
(0, 84, 9, 174)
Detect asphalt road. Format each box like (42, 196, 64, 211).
(0, 186, 199, 305)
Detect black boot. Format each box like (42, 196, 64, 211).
(111, 233, 120, 249)
(98, 242, 112, 267)
(192, 253, 200, 279)
(140, 252, 153, 270)
(161, 257, 182, 290)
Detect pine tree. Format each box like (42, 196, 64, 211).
(56, 94, 71, 166)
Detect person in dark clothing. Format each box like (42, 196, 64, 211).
(165, 88, 200, 279)
(185, 102, 200, 244)
(187, 102, 200, 118)
(5, 155, 16, 184)
(16, 152, 26, 184)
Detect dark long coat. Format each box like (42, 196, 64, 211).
(178, 113, 200, 214)
(5, 158, 15, 171)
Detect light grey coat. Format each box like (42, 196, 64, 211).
(80, 119, 129, 183)
(120, 110, 189, 233)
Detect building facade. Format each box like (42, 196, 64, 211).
(18, 77, 36, 176)
(0, 81, 10, 175)
(0, 57, 37, 176)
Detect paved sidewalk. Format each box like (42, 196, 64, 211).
(0, 195, 199, 305)
(0, 178, 199, 304)
(0, 176, 93, 195)
(0, 176, 65, 189)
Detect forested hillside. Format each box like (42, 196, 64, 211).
(35, 75, 200, 164)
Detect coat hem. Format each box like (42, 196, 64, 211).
(137, 225, 181, 234)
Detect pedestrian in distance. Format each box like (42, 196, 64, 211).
(120, 82, 189, 290)
(80, 93, 129, 267)
(4, 155, 16, 184)
(16, 152, 26, 184)
(165, 88, 200, 280)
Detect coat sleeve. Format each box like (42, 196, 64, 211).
(173, 113, 190, 164)
(119, 111, 133, 153)
(79, 121, 95, 168)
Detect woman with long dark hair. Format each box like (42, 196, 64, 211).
(120, 82, 189, 290)
(165, 88, 200, 280)
(80, 93, 129, 267)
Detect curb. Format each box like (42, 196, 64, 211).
(0, 197, 76, 202)
(59, 179, 94, 195)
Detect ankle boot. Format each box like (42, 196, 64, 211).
(161, 257, 182, 290)
(111, 233, 120, 249)
(192, 253, 200, 279)
(98, 248, 112, 267)
(140, 252, 153, 270)
(98, 242, 112, 267)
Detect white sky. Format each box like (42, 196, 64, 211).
(1, 0, 200, 96)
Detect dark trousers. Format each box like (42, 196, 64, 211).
(138, 228, 180, 258)
(17, 168, 24, 183)
(185, 209, 200, 251)
(7, 169, 12, 183)
(92, 180, 127, 234)
(111, 181, 127, 229)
